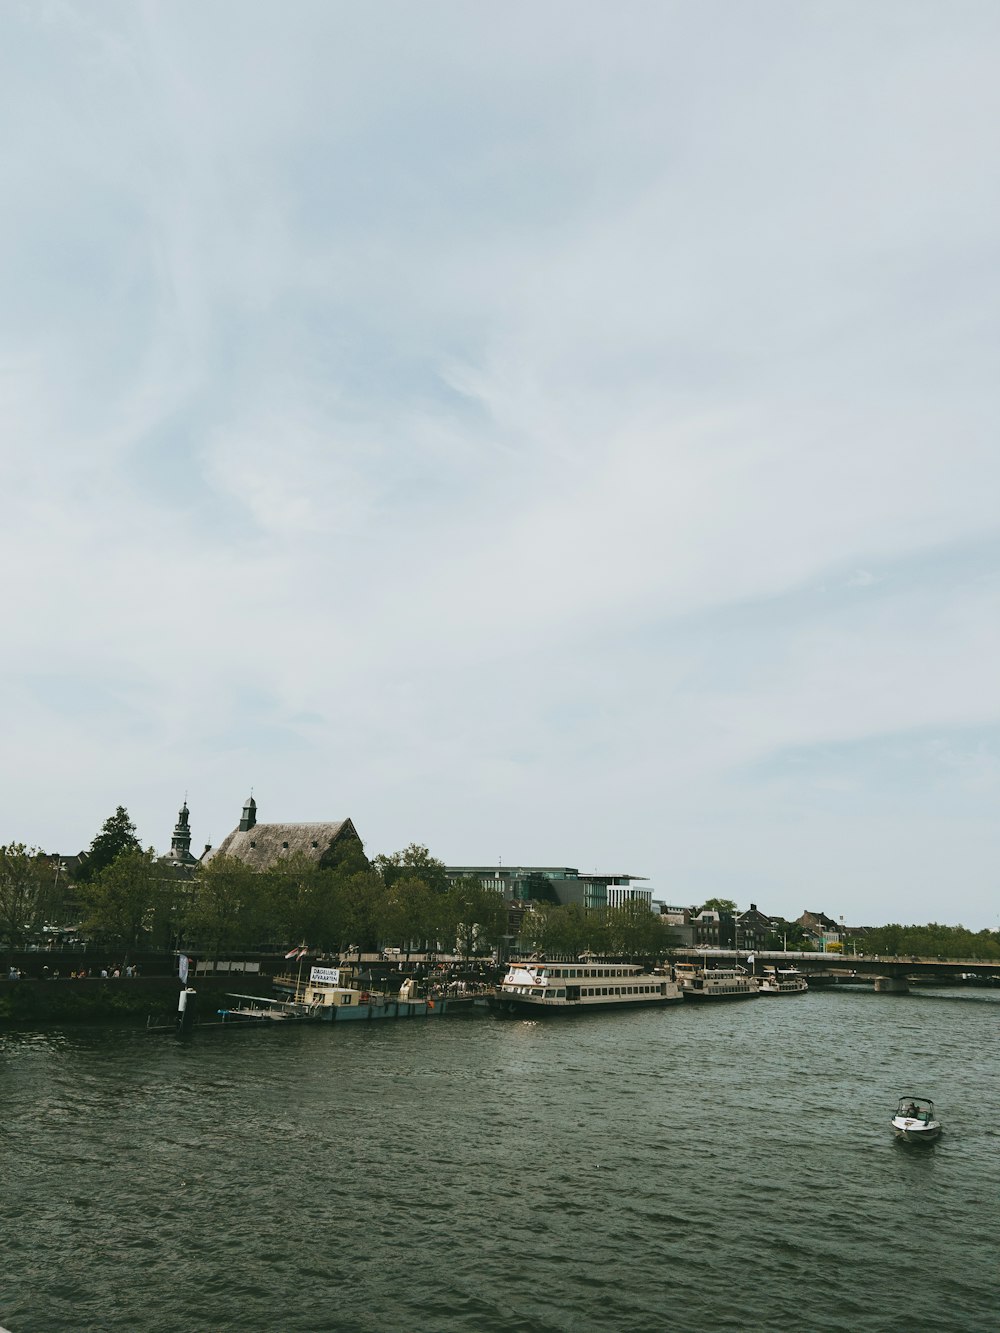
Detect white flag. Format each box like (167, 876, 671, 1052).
(178, 954, 189, 983)
(746, 953, 755, 965)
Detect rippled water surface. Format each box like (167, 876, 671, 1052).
(2, 988, 998, 1332)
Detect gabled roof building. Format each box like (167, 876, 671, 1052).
(201, 796, 363, 872)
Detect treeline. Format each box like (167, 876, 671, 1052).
(517, 899, 674, 958)
(5, 808, 997, 962)
(862, 922, 1000, 961)
(3, 839, 510, 959)
(0, 806, 679, 961)
(72, 849, 675, 960)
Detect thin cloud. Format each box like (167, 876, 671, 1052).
(1, 2, 999, 927)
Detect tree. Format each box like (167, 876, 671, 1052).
(698, 897, 737, 915)
(547, 903, 591, 956)
(336, 868, 391, 951)
(442, 878, 507, 961)
(604, 900, 670, 958)
(188, 855, 266, 954)
(516, 901, 555, 954)
(264, 854, 340, 950)
(77, 807, 141, 883)
(322, 831, 370, 877)
(0, 845, 51, 946)
(382, 875, 442, 951)
(373, 844, 448, 895)
(78, 847, 162, 952)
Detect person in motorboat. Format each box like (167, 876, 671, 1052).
(892, 1095, 941, 1141)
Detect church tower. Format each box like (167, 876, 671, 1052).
(239, 794, 257, 833)
(170, 800, 194, 863)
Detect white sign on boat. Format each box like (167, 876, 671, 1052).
(310, 966, 341, 986)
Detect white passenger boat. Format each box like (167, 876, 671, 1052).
(891, 1096, 942, 1142)
(489, 959, 682, 1016)
(757, 966, 808, 995)
(674, 963, 759, 1001)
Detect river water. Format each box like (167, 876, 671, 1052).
(2, 987, 997, 1333)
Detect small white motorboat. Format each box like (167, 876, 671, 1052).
(891, 1096, 942, 1143)
(757, 966, 808, 995)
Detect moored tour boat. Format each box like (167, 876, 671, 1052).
(275, 965, 450, 1021)
(674, 963, 759, 1002)
(757, 966, 808, 996)
(489, 959, 682, 1016)
(891, 1096, 942, 1143)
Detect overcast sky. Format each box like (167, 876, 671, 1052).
(3, 2, 999, 929)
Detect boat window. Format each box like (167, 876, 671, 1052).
(555, 989, 565, 998)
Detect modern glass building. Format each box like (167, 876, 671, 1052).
(444, 865, 652, 911)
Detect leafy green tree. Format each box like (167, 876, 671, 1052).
(0, 845, 51, 946)
(188, 856, 267, 954)
(863, 922, 1000, 961)
(547, 903, 590, 956)
(382, 875, 442, 951)
(78, 847, 162, 952)
(77, 807, 141, 883)
(336, 868, 391, 950)
(603, 899, 670, 958)
(442, 877, 507, 960)
(698, 897, 737, 915)
(516, 901, 555, 953)
(322, 831, 370, 877)
(373, 844, 448, 895)
(265, 854, 341, 951)
(517, 900, 671, 960)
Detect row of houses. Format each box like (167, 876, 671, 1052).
(660, 904, 866, 952)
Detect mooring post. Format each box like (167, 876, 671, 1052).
(177, 986, 198, 1032)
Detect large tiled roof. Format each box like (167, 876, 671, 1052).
(203, 818, 357, 871)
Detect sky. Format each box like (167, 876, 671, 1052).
(2, 1, 999, 929)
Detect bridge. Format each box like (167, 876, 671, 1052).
(671, 948, 1000, 994)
